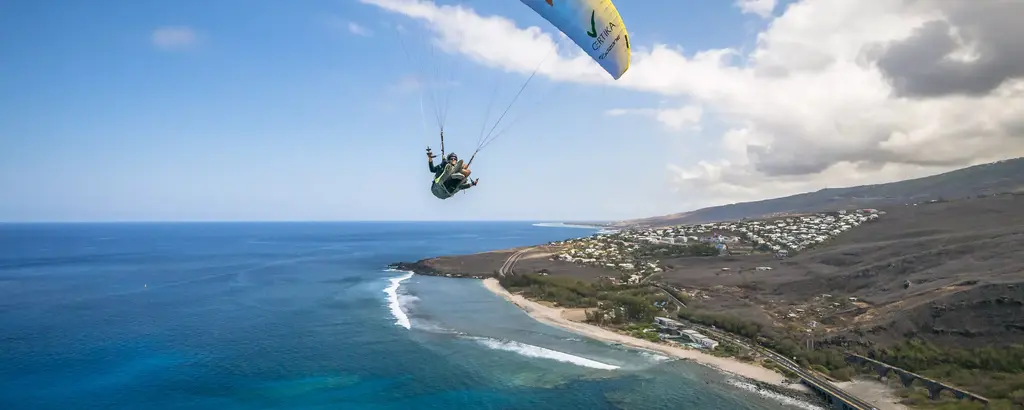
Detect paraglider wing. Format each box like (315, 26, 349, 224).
(519, 0, 631, 79)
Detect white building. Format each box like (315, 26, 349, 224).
(691, 335, 719, 349)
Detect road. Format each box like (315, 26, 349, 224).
(498, 248, 532, 276)
(649, 282, 688, 309)
(497, 250, 873, 409)
(689, 323, 877, 410)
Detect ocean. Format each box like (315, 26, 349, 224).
(0, 222, 822, 410)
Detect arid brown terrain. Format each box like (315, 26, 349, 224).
(395, 194, 1024, 350)
(655, 194, 1024, 349)
(617, 157, 1024, 227)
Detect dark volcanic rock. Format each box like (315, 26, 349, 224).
(387, 259, 489, 279)
(388, 248, 522, 280)
(869, 282, 1024, 348)
(393, 194, 1024, 351)
(659, 195, 1024, 349)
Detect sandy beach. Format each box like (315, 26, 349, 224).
(481, 278, 807, 392)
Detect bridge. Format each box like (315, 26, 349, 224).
(846, 354, 989, 404)
(690, 324, 878, 410)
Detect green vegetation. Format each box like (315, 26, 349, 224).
(658, 286, 693, 306)
(629, 242, 720, 259)
(762, 359, 799, 379)
(676, 308, 856, 382)
(677, 302, 1024, 409)
(676, 308, 764, 340)
(623, 323, 662, 342)
(498, 273, 670, 326)
(711, 342, 743, 358)
(864, 340, 1024, 409)
(500, 272, 1024, 408)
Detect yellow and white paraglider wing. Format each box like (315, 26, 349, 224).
(519, 0, 630, 80)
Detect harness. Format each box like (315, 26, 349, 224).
(431, 163, 458, 199)
(433, 163, 451, 184)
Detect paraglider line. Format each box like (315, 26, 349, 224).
(394, 25, 444, 133)
(469, 37, 563, 165)
(483, 80, 564, 148)
(475, 71, 502, 149)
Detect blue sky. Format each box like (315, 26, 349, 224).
(0, 0, 787, 222)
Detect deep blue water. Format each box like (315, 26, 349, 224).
(0, 222, 819, 409)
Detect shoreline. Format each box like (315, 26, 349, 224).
(480, 278, 810, 393)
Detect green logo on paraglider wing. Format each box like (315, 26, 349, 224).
(587, 10, 620, 59)
(586, 10, 597, 38)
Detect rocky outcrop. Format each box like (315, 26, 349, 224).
(387, 259, 492, 279)
(389, 249, 517, 279)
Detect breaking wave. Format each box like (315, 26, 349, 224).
(532, 222, 619, 235)
(383, 270, 414, 329)
(532, 222, 604, 230)
(638, 350, 674, 362)
(468, 336, 620, 370)
(725, 379, 825, 410)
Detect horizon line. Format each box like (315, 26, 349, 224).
(0, 219, 617, 225)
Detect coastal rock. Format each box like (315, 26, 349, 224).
(389, 249, 522, 279)
(389, 260, 440, 275)
(744, 379, 827, 407)
(387, 259, 491, 279)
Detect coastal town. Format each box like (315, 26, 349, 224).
(401, 195, 1024, 409)
(547, 209, 884, 284)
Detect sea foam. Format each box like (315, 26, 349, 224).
(532, 222, 618, 234)
(470, 336, 620, 370)
(383, 271, 414, 329)
(725, 378, 825, 410)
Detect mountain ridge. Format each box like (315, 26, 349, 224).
(616, 158, 1024, 228)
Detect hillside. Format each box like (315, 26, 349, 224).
(619, 157, 1024, 228)
(395, 194, 1024, 350)
(392, 192, 1024, 406)
(652, 194, 1024, 350)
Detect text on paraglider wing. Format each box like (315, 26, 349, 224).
(591, 21, 617, 51)
(598, 34, 622, 60)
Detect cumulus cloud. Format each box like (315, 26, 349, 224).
(360, 0, 1024, 209)
(348, 22, 373, 36)
(874, 0, 1024, 98)
(151, 26, 198, 50)
(607, 105, 703, 131)
(735, 0, 777, 18)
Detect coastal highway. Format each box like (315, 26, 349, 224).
(496, 250, 874, 409)
(498, 248, 532, 276)
(649, 282, 688, 309)
(689, 323, 877, 410)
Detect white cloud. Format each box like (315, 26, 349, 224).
(348, 22, 373, 36)
(360, 0, 1024, 210)
(735, 0, 777, 18)
(606, 105, 703, 131)
(151, 26, 198, 50)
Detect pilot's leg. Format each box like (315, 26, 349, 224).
(451, 161, 467, 180)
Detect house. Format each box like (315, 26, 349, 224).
(699, 337, 719, 349)
(655, 317, 682, 328)
(674, 329, 719, 348)
(689, 334, 719, 349)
